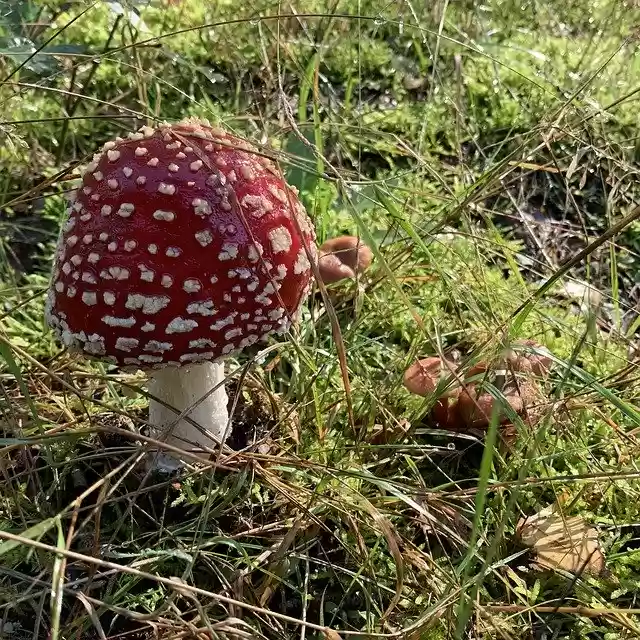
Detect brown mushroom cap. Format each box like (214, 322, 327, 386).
(317, 236, 373, 284)
(403, 357, 459, 397)
(507, 340, 553, 376)
(456, 381, 540, 429)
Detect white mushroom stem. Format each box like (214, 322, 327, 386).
(147, 360, 229, 470)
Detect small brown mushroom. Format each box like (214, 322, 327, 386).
(507, 340, 553, 377)
(403, 357, 460, 427)
(317, 236, 373, 284)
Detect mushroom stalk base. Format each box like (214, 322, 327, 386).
(147, 361, 229, 471)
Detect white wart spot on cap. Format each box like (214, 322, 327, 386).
(124, 240, 137, 251)
(144, 340, 173, 353)
(136, 176, 147, 185)
(210, 314, 236, 330)
(125, 294, 170, 315)
(189, 338, 217, 349)
(168, 163, 179, 172)
(107, 149, 121, 162)
(107, 179, 118, 190)
(81, 271, 97, 284)
(117, 203, 134, 217)
(186, 300, 217, 316)
(166, 317, 198, 334)
(195, 230, 213, 247)
(93, 171, 103, 181)
(99, 232, 109, 241)
(102, 315, 136, 328)
(147, 157, 159, 167)
(158, 183, 176, 195)
(141, 322, 155, 332)
(153, 210, 175, 222)
(190, 160, 203, 171)
(192, 198, 211, 216)
(135, 146, 148, 156)
(138, 264, 155, 282)
(66, 235, 78, 247)
(108, 266, 129, 280)
(268, 226, 292, 253)
(123, 166, 133, 177)
(268, 185, 288, 203)
(218, 243, 238, 261)
(165, 247, 181, 258)
(88, 253, 100, 264)
(183, 279, 201, 293)
(241, 194, 273, 218)
(115, 337, 139, 352)
(161, 274, 173, 287)
(103, 292, 116, 305)
(293, 248, 311, 274)
(148, 244, 158, 254)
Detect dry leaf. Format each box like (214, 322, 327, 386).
(322, 629, 344, 640)
(517, 507, 606, 576)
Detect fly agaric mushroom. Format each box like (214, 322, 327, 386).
(45, 118, 316, 469)
(317, 236, 372, 284)
(403, 356, 460, 427)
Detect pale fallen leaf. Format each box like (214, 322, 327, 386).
(323, 629, 344, 640)
(517, 506, 606, 577)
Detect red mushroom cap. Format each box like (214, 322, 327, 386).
(45, 118, 317, 368)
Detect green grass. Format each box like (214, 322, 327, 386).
(1, 0, 640, 638)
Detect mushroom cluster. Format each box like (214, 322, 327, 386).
(45, 118, 317, 468)
(403, 341, 553, 442)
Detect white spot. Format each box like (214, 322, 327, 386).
(103, 141, 116, 150)
(125, 294, 170, 315)
(240, 165, 255, 181)
(141, 125, 155, 137)
(55, 281, 64, 293)
(225, 327, 243, 340)
(144, 340, 173, 353)
(215, 157, 227, 168)
(192, 198, 211, 216)
(138, 264, 155, 282)
(161, 274, 173, 287)
(82, 291, 98, 306)
(247, 324, 258, 331)
(166, 141, 180, 150)
(147, 244, 157, 254)
(107, 179, 118, 190)
(83, 186, 92, 195)
(81, 271, 97, 284)
(124, 240, 137, 251)
(186, 300, 217, 316)
(180, 352, 215, 363)
(66, 235, 78, 247)
(158, 183, 175, 196)
(93, 171, 103, 181)
(80, 213, 91, 222)
(117, 203, 134, 217)
(184, 146, 193, 153)
(123, 166, 133, 177)
(228, 169, 237, 182)
(108, 242, 117, 252)
(136, 176, 147, 185)
(141, 322, 155, 332)
(165, 247, 181, 258)
(190, 160, 203, 171)
(268, 308, 285, 321)
(263, 282, 278, 295)
(108, 266, 129, 280)
(62, 262, 72, 275)
(238, 297, 246, 303)
(222, 344, 235, 355)
(166, 317, 199, 334)
(218, 243, 238, 260)
(90, 193, 100, 201)
(205, 143, 214, 151)
(248, 279, 259, 292)
(102, 315, 136, 328)
(189, 338, 217, 349)
(139, 354, 163, 364)
(210, 314, 236, 330)
(210, 275, 218, 284)
(72, 202, 83, 212)
(168, 163, 179, 172)
(107, 149, 121, 162)
(275, 264, 287, 280)
(223, 294, 232, 302)
(247, 243, 263, 262)
(176, 152, 186, 160)
(83, 334, 106, 356)
(195, 230, 213, 246)
(135, 147, 148, 156)
(99, 233, 109, 241)
(153, 210, 175, 221)
(115, 337, 139, 352)
(261, 324, 273, 332)
(128, 132, 144, 141)
(103, 292, 116, 305)
(101, 205, 113, 217)
(70, 255, 83, 266)
(256, 294, 272, 306)
(241, 194, 273, 218)
(294, 249, 311, 274)
(147, 157, 159, 167)
(240, 335, 259, 348)
(183, 278, 201, 293)
(268, 185, 288, 203)
(268, 226, 292, 253)
(232, 285, 241, 293)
